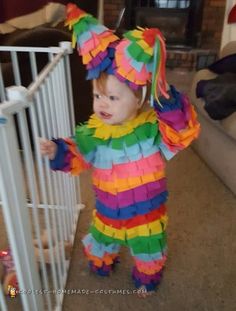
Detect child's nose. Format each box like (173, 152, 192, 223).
(100, 96, 110, 108)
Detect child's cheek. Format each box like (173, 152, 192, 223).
(93, 101, 98, 113)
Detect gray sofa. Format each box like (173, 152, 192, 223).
(190, 41, 236, 195)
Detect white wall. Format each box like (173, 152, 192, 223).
(221, 0, 236, 48)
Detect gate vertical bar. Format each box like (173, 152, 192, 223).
(15, 101, 54, 310)
(59, 43, 82, 209)
(0, 283, 7, 311)
(0, 63, 6, 102)
(0, 111, 44, 311)
(0, 43, 84, 311)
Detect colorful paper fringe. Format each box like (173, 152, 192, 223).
(132, 266, 163, 291)
(66, 3, 118, 78)
(115, 27, 169, 101)
(50, 86, 200, 291)
(94, 180, 167, 209)
(65, 3, 169, 103)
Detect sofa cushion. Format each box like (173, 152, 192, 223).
(190, 69, 236, 141)
(196, 73, 236, 120)
(208, 53, 236, 74)
(193, 96, 236, 141)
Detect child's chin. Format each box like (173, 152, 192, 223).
(102, 119, 117, 125)
(103, 118, 131, 126)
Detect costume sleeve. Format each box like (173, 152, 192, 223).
(49, 137, 90, 175)
(155, 85, 200, 160)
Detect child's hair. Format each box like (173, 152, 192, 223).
(93, 72, 151, 107)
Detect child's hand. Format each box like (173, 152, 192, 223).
(39, 138, 57, 160)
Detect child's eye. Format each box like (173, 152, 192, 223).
(109, 95, 119, 101)
(93, 93, 101, 99)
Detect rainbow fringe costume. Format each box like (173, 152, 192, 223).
(50, 86, 200, 291)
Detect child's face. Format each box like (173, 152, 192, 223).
(93, 75, 141, 125)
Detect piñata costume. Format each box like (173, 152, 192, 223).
(50, 3, 200, 292)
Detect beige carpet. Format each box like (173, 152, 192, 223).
(63, 147, 236, 311)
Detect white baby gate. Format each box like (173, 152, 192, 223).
(0, 43, 84, 311)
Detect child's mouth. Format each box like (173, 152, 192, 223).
(100, 111, 112, 119)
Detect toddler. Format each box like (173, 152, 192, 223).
(40, 3, 200, 297)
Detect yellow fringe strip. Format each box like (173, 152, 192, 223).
(87, 110, 157, 139)
(92, 212, 168, 241)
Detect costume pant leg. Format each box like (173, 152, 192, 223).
(82, 232, 121, 276)
(130, 244, 167, 291)
(129, 216, 168, 291)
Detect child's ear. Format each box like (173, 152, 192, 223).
(137, 99, 144, 108)
(138, 85, 147, 108)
